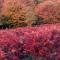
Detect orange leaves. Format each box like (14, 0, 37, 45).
(1, 0, 37, 27)
(1, 0, 60, 27)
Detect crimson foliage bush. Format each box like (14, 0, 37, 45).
(0, 24, 60, 60)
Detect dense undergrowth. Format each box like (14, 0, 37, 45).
(0, 24, 60, 60)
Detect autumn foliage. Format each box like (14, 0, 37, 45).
(2, 0, 37, 27)
(0, 24, 60, 60)
(35, 0, 60, 23)
(0, 0, 60, 28)
(0, 0, 60, 60)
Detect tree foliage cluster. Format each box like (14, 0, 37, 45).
(0, 0, 60, 28)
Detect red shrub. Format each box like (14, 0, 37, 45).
(0, 24, 60, 60)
